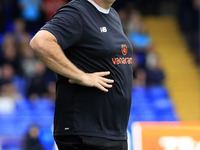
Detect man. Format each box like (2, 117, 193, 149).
(30, 0, 133, 149)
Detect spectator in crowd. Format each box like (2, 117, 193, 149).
(0, 63, 25, 97)
(18, 33, 38, 78)
(0, 5, 4, 32)
(127, 11, 152, 68)
(134, 68, 146, 87)
(177, 0, 199, 63)
(146, 60, 165, 86)
(22, 125, 45, 150)
(0, 0, 19, 32)
(193, 0, 200, 10)
(0, 33, 22, 75)
(20, 45, 37, 79)
(0, 64, 21, 114)
(130, 0, 160, 15)
(0, 81, 17, 114)
(47, 82, 56, 101)
(145, 46, 165, 86)
(0, 63, 21, 114)
(129, 24, 151, 50)
(41, 0, 68, 21)
(28, 60, 48, 98)
(127, 10, 143, 34)
(127, 11, 151, 51)
(0, 64, 16, 87)
(18, 0, 45, 32)
(117, 8, 129, 34)
(14, 18, 28, 45)
(124, 8, 165, 87)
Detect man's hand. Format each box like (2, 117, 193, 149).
(69, 71, 114, 92)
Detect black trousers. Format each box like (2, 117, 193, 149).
(54, 135, 128, 150)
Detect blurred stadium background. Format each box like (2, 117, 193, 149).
(0, 0, 199, 150)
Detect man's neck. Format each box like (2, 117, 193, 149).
(91, 0, 114, 10)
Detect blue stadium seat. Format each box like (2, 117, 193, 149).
(0, 33, 3, 49)
(1, 137, 21, 150)
(147, 86, 168, 100)
(150, 95, 178, 121)
(39, 127, 55, 150)
(132, 87, 148, 104)
(5, 21, 14, 32)
(14, 98, 54, 136)
(0, 114, 22, 136)
(16, 99, 32, 115)
(13, 76, 27, 97)
(129, 86, 178, 123)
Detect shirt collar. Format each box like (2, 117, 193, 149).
(87, 0, 110, 14)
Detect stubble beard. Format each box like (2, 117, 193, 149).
(103, 0, 116, 7)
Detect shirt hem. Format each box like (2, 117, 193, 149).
(53, 130, 127, 141)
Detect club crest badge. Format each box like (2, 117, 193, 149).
(121, 44, 128, 56)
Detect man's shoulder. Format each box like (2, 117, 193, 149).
(52, 0, 87, 19)
(60, 0, 87, 12)
(110, 7, 119, 17)
(67, 0, 83, 7)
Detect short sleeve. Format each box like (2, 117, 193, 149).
(40, 6, 83, 50)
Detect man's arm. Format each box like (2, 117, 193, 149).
(30, 30, 114, 92)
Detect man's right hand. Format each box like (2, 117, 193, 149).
(69, 71, 114, 92)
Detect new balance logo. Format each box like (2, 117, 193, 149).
(100, 27, 107, 33)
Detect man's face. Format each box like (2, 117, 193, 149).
(108, 0, 116, 3)
(102, 0, 116, 5)
(108, 0, 116, 4)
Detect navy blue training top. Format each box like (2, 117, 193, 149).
(41, 0, 133, 140)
